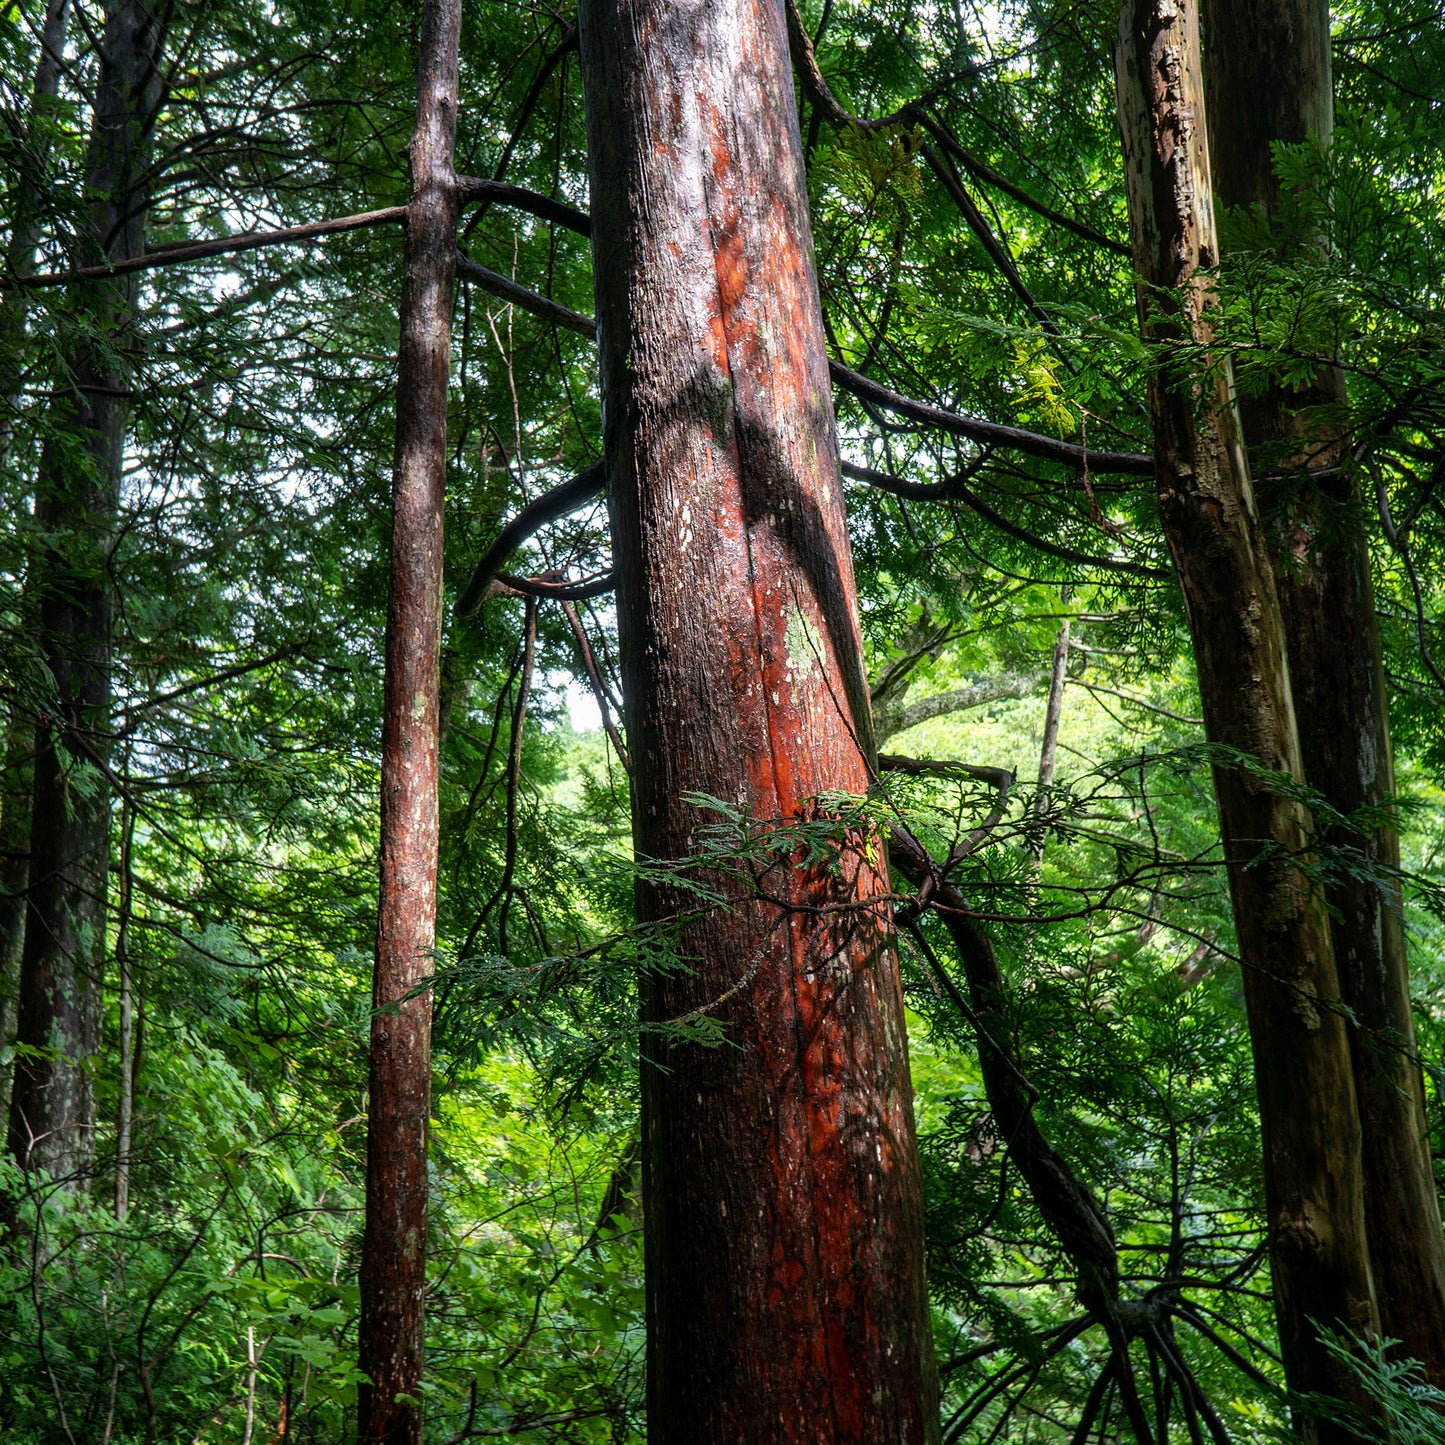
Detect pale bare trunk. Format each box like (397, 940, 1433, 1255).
(1029, 621, 1070, 865)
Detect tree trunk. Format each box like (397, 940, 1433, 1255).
(113, 795, 134, 1221)
(0, 711, 32, 1124)
(7, 0, 168, 1188)
(357, 2, 461, 1440)
(577, 2, 939, 1440)
(0, 0, 71, 463)
(1029, 622, 1070, 865)
(1114, 2, 1378, 1434)
(1203, 0, 1445, 1381)
(0, 0, 74, 1128)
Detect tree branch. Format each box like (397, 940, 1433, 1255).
(876, 674, 1039, 743)
(840, 460, 1163, 574)
(830, 367, 1154, 475)
(12, 180, 590, 290)
(454, 461, 606, 617)
(14, 205, 407, 288)
(454, 251, 597, 338)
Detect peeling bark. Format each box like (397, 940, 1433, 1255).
(358, 2, 462, 1439)
(578, 0, 938, 1437)
(1203, 0, 1445, 1381)
(1115, 2, 1377, 1433)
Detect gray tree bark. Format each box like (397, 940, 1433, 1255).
(1203, 0, 1445, 1382)
(1115, 2, 1377, 1434)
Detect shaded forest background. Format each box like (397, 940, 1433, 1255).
(1, 0, 1444, 1439)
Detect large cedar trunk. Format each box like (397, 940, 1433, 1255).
(577, 0, 939, 1439)
(357, 2, 461, 1439)
(1202, 0, 1445, 1380)
(1115, 2, 1378, 1433)
(7, 0, 166, 1186)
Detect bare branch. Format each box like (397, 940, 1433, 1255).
(454, 251, 597, 337)
(14, 206, 407, 288)
(876, 673, 1039, 744)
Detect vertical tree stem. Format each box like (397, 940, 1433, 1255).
(1029, 620, 1070, 866)
(1114, 2, 1377, 1433)
(1203, 0, 1445, 1379)
(578, 0, 939, 1435)
(357, 2, 462, 1440)
(114, 794, 135, 1223)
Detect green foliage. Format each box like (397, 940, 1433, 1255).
(1, 0, 1444, 1439)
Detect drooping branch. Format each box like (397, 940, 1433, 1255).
(454, 252, 598, 338)
(456, 177, 590, 238)
(918, 139, 1065, 341)
(454, 460, 606, 617)
(449, 249, 1157, 473)
(888, 827, 1120, 1315)
(831, 365, 1154, 475)
(452, 428, 1153, 638)
(783, 0, 1130, 259)
(493, 570, 614, 601)
(839, 461, 1163, 573)
(14, 205, 407, 288)
(923, 118, 1132, 258)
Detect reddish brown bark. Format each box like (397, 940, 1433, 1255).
(7, 0, 167, 1188)
(1203, 0, 1445, 1380)
(578, 1, 938, 1440)
(357, 2, 461, 1439)
(1115, 3, 1377, 1435)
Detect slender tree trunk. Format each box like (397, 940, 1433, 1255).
(1115, 3, 1377, 1434)
(1203, 0, 1445, 1380)
(113, 795, 134, 1221)
(7, 0, 168, 1188)
(1029, 621, 1070, 865)
(0, 712, 33, 1124)
(357, 2, 461, 1439)
(578, 2, 938, 1440)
